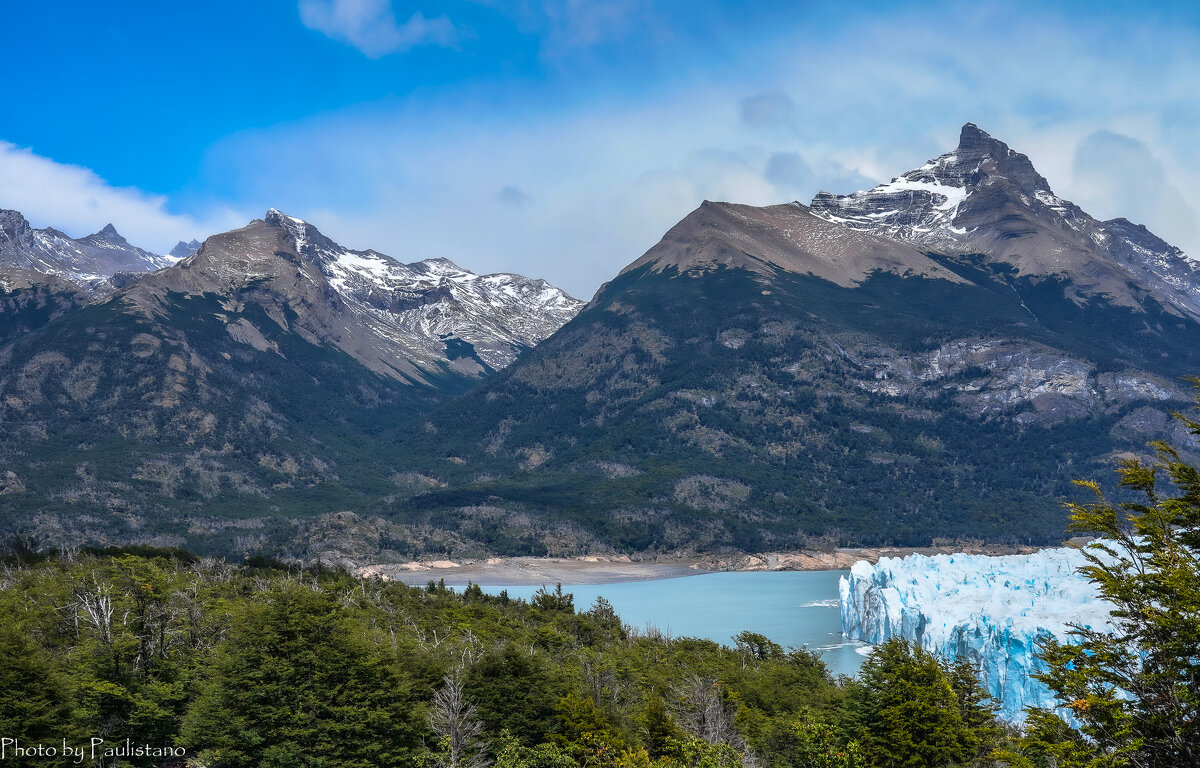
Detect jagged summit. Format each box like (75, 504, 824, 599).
(0, 207, 173, 288)
(133, 211, 583, 380)
(169, 239, 202, 260)
(809, 122, 1200, 319)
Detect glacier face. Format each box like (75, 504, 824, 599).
(839, 548, 1115, 720)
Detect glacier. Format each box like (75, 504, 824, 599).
(838, 548, 1115, 721)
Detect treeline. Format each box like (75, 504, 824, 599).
(0, 546, 1105, 768)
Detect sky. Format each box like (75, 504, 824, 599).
(2, 0, 1199, 299)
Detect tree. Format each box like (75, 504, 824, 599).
(181, 585, 420, 768)
(491, 731, 575, 768)
(0, 623, 74, 767)
(669, 675, 742, 747)
(465, 645, 561, 745)
(943, 657, 1001, 760)
(642, 695, 685, 760)
(764, 708, 864, 768)
(845, 638, 983, 768)
(1034, 382, 1200, 768)
(429, 672, 490, 768)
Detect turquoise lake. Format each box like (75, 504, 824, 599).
(451, 570, 868, 678)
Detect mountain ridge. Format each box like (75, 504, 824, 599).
(810, 123, 1200, 319)
(0, 208, 176, 290)
(342, 123, 1200, 562)
(0, 209, 584, 556)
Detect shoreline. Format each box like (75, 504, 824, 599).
(357, 543, 1041, 586)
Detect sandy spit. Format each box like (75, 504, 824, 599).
(355, 544, 1040, 586)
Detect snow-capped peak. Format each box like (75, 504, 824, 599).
(807, 122, 1200, 319)
(176, 210, 586, 375)
(0, 207, 175, 289)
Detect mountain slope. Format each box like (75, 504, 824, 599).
(130, 210, 581, 380)
(0, 267, 90, 344)
(372, 126, 1200, 558)
(0, 211, 581, 555)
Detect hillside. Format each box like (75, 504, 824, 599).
(364, 126, 1200, 559)
(0, 211, 581, 555)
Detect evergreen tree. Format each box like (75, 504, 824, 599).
(181, 585, 420, 768)
(465, 645, 561, 745)
(943, 657, 1001, 760)
(0, 623, 74, 767)
(1034, 381, 1200, 768)
(847, 638, 980, 768)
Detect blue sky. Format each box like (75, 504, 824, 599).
(2, 0, 1199, 297)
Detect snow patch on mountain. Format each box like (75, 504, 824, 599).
(249, 210, 584, 372)
(839, 547, 1116, 721)
(0, 208, 174, 291)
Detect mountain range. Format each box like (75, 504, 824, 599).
(2, 123, 1198, 562)
(0, 209, 581, 554)
(0, 209, 177, 290)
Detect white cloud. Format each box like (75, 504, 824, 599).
(299, 0, 458, 58)
(0, 141, 242, 253)
(478, 0, 653, 55)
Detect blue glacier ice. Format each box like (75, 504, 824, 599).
(838, 548, 1116, 721)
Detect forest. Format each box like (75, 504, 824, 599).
(3, 389, 1198, 768)
(0, 533, 1185, 768)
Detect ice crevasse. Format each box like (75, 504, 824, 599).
(838, 548, 1116, 721)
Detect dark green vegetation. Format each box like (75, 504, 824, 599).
(0, 547, 1011, 768)
(0, 280, 88, 344)
(381, 262, 1200, 555)
(1009, 385, 1200, 768)
(2, 399, 1195, 768)
(4, 251, 1199, 560)
(0, 289, 476, 557)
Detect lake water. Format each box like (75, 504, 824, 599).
(452, 570, 868, 678)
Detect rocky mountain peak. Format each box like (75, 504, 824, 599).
(82, 223, 132, 248)
(807, 123, 1200, 319)
(131, 212, 583, 380)
(169, 239, 202, 260)
(948, 122, 1053, 198)
(955, 122, 1007, 157)
(0, 209, 33, 241)
(260, 208, 343, 263)
(0, 207, 172, 288)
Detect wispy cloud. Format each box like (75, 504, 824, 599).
(739, 90, 797, 130)
(0, 141, 241, 252)
(478, 0, 654, 54)
(495, 186, 531, 206)
(1071, 129, 1197, 250)
(299, 0, 458, 58)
